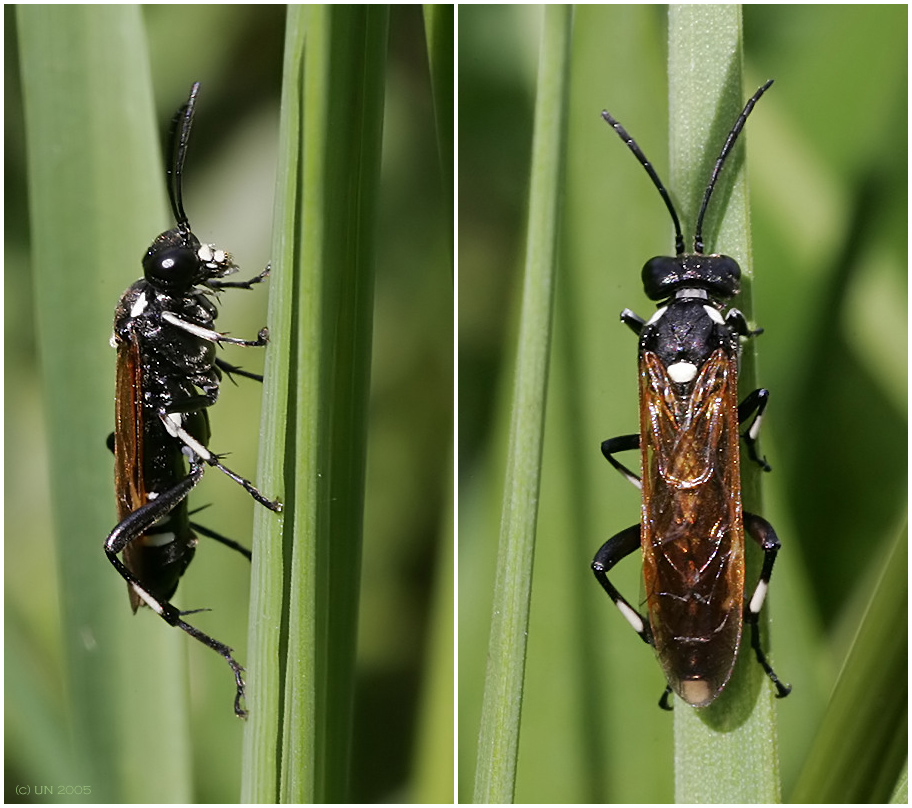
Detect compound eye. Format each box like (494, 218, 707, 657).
(711, 255, 742, 294)
(143, 245, 201, 291)
(642, 256, 681, 300)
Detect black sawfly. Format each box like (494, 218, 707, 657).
(105, 82, 281, 718)
(591, 80, 791, 709)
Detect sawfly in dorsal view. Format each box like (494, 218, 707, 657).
(105, 81, 281, 718)
(592, 80, 791, 709)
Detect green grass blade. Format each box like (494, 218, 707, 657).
(790, 523, 907, 802)
(15, 7, 191, 801)
(472, 7, 572, 803)
(666, 5, 784, 802)
(240, 8, 305, 802)
(242, 6, 388, 802)
(410, 453, 456, 802)
(423, 3, 454, 250)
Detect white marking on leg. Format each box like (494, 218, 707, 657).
(624, 470, 643, 490)
(159, 413, 212, 461)
(617, 600, 645, 635)
(749, 413, 763, 441)
(161, 311, 223, 342)
(131, 583, 164, 615)
(749, 579, 769, 615)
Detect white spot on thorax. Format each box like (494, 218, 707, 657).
(704, 304, 725, 324)
(646, 305, 668, 326)
(675, 287, 708, 300)
(130, 292, 148, 318)
(667, 361, 698, 384)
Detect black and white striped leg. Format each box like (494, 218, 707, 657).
(601, 434, 642, 489)
(158, 412, 283, 512)
(591, 524, 651, 646)
(104, 461, 250, 717)
(161, 311, 270, 348)
(738, 388, 772, 472)
(743, 511, 792, 699)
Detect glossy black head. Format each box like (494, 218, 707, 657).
(142, 225, 205, 294)
(602, 80, 773, 284)
(642, 253, 741, 302)
(141, 82, 236, 295)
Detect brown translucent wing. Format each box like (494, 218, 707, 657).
(639, 349, 745, 707)
(114, 336, 146, 611)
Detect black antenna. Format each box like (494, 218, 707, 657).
(167, 81, 201, 231)
(603, 80, 774, 258)
(693, 79, 774, 254)
(602, 109, 686, 257)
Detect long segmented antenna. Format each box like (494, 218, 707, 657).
(602, 109, 686, 257)
(602, 80, 774, 257)
(167, 81, 201, 231)
(693, 79, 774, 254)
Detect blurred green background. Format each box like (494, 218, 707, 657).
(6, 6, 451, 802)
(459, 5, 906, 802)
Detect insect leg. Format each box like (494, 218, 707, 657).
(737, 388, 772, 472)
(215, 358, 263, 384)
(159, 412, 283, 512)
(207, 264, 271, 290)
(104, 461, 250, 717)
(190, 520, 252, 561)
(743, 511, 792, 699)
(601, 434, 641, 488)
(161, 312, 270, 348)
(592, 524, 651, 645)
(620, 308, 645, 336)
